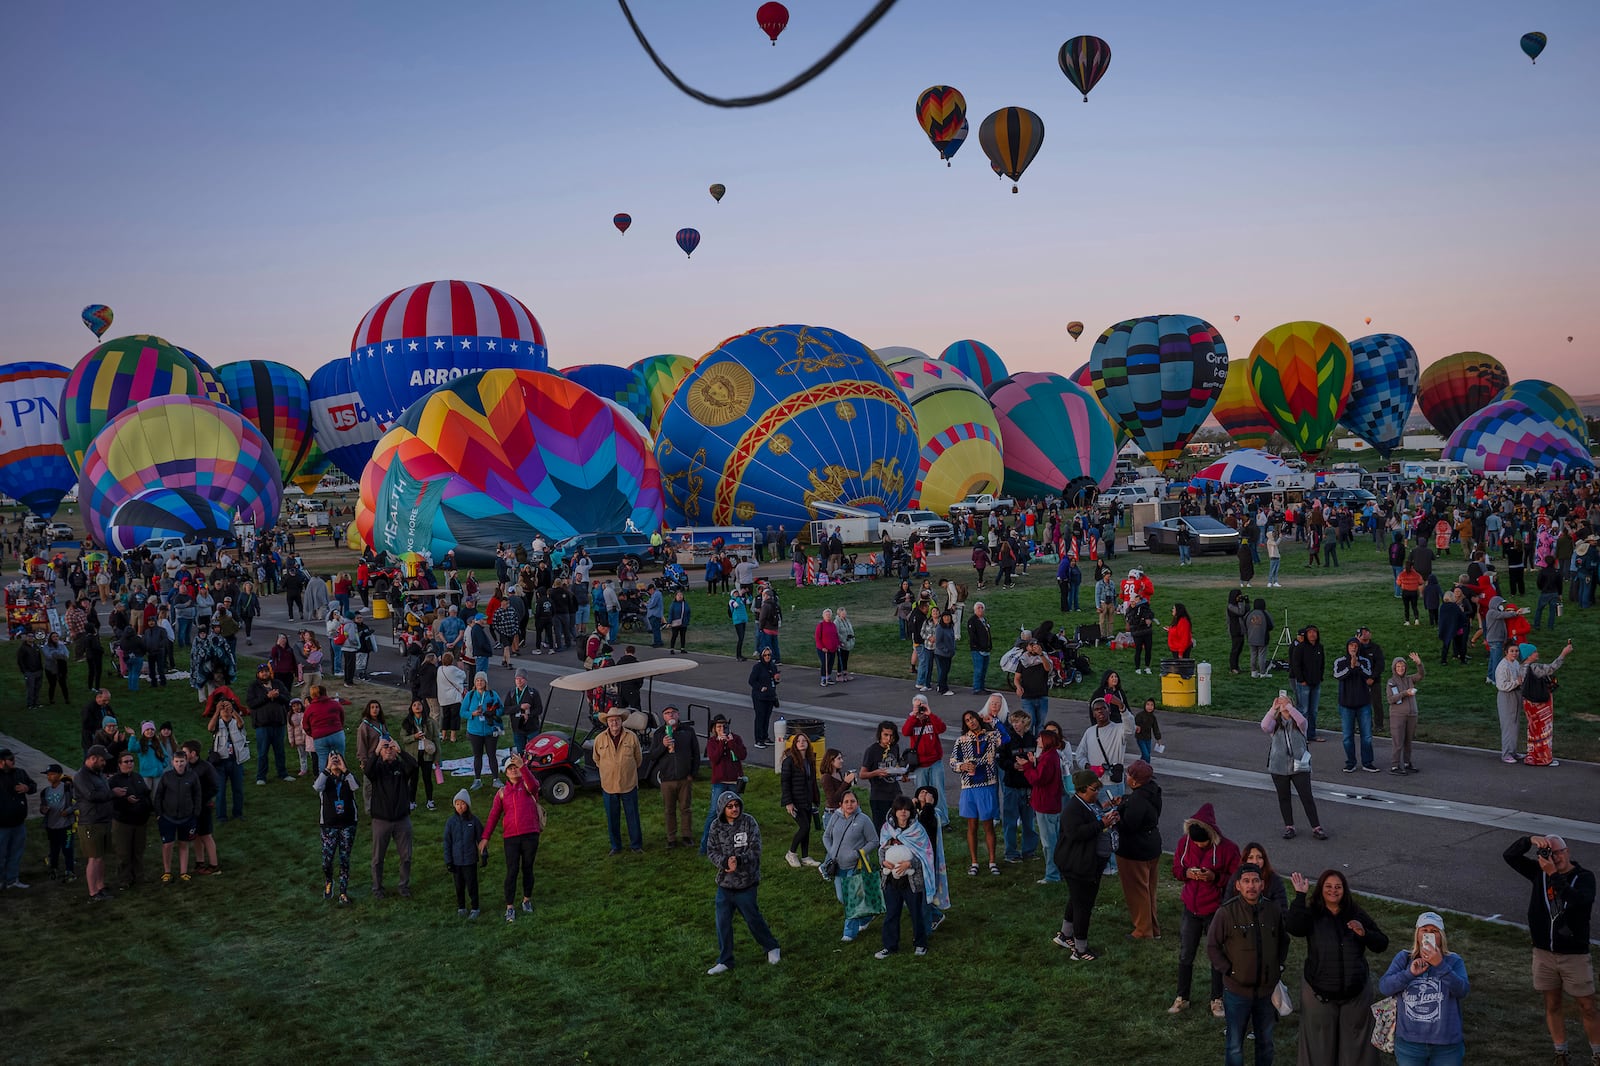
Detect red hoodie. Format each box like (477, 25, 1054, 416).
(901, 710, 947, 766)
(482, 774, 543, 839)
(302, 696, 349, 740)
(1171, 802, 1240, 917)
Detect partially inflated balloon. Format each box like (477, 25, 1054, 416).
(1057, 35, 1111, 102)
(1445, 399, 1591, 476)
(709, 184, 726, 203)
(886, 355, 1005, 514)
(1416, 352, 1508, 438)
(309, 358, 385, 482)
(757, 1, 788, 44)
(0, 361, 74, 518)
(1340, 334, 1419, 457)
(676, 228, 701, 258)
(59, 335, 203, 475)
(656, 324, 919, 531)
(291, 438, 332, 495)
(978, 107, 1045, 193)
(613, 213, 631, 234)
(78, 395, 283, 553)
(216, 361, 314, 486)
(109, 488, 234, 549)
(1090, 315, 1229, 467)
(348, 279, 548, 425)
(987, 373, 1116, 500)
(358, 370, 663, 567)
(939, 339, 1008, 390)
(1498, 379, 1587, 446)
(1246, 321, 1354, 459)
(81, 305, 114, 339)
(1521, 32, 1546, 64)
(177, 348, 231, 406)
(1212, 360, 1276, 451)
(630, 354, 696, 436)
(564, 364, 652, 425)
(1067, 321, 1085, 342)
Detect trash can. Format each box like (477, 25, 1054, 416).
(371, 597, 391, 621)
(1196, 661, 1213, 706)
(774, 715, 826, 774)
(1160, 658, 1198, 709)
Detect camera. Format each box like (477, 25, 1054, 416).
(1537, 846, 1554, 859)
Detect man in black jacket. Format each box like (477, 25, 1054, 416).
(80, 689, 114, 755)
(1288, 626, 1326, 742)
(0, 748, 38, 888)
(1505, 833, 1600, 1063)
(1207, 863, 1287, 1066)
(76, 745, 115, 900)
(650, 705, 700, 848)
(15, 634, 44, 710)
(967, 601, 992, 695)
(246, 663, 292, 785)
(504, 668, 543, 753)
(366, 739, 417, 899)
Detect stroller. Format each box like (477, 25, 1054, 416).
(1035, 622, 1089, 688)
(659, 563, 689, 595)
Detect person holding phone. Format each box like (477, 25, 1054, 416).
(1262, 691, 1327, 841)
(1377, 911, 1469, 1066)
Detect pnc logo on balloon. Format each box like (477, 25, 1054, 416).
(5, 395, 59, 427)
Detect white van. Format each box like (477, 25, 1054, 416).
(1399, 460, 1470, 484)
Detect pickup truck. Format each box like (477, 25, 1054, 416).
(946, 492, 1015, 517)
(1482, 464, 1542, 484)
(883, 510, 954, 545)
(140, 537, 207, 565)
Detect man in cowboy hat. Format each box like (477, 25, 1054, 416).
(593, 704, 643, 854)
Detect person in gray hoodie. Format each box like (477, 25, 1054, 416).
(820, 791, 881, 942)
(151, 751, 202, 881)
(705, 791, 780, 974)
(1482, 593, 1526, 684)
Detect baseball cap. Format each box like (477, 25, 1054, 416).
(86, 744, 111, 761)
(0, 748, 14, 760)
(1415, 911, 1445, 931)
(44, 762, 63, 774)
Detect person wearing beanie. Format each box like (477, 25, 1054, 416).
(1521, 640, 1575, 767)
(1377, 911, 1469, 1064)
(443, 788, 484, 919)
(1050, 769, 1117, 961)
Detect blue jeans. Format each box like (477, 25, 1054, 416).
(1001, 784, 1038, 859)
(1178, 544, 1191, 564)
(911, 763, 949, 826)
(714, 884, 779, 965)
(756, 631, 781, 662)
(648, 617, 662, 645)
(1485, 640, 1503, 682)
(1393, 1036, 1464, 1066)
(915, 647, 932, 688)
(608, 610, 620, 635)
(700, 782, 736, 851)
(0, 823, 25, 883)
(1267, 557, 1281, 585)
(1067, 582, 1080, 610)
(1137, 738, 1153, 761)
(126, 653, 144, 691)
(255, 725, 287, 781)
(1020, 696, 1047, 733)
(1535, 592, 1561, 630)
(313, 732, 347, 774)
(970, 650, 990, 692)
(1392, 564, 1403, 596)
(1340, 704, 1374, 769)
(216, 755, 245, 819)
(1035, 810, 1061, 881)
(1294, 682, 1321, 741)
(331, 644, 344, 674)
(604, 788, 643, 851)
(1222, 989, 1278, 1066)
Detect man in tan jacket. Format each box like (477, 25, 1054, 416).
(594, 706, 643, 854)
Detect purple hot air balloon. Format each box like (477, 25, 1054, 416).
(676, 228, 701, 258)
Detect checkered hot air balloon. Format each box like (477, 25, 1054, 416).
(1339, 334, 1419, 457)
(1444, 398, 1593, 476)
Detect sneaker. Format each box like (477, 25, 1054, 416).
(467, 909, 479, 919)
(968, 864, 979, 876)
(324, 880, 333, 899)
(1361, 765, 1380, 773)
(458, 908, 467, 917)
(521, 899, 533, 913)
(409, 803, 418, 810)
(841, 935, 855, 943)
(1405, 765, 1419, 774)
(874, 949, 894, 960)
(1390, 767, 1407, 775)
(989, 863, 1000, 875)
(767, 948, 781, 965)
(256, 779, 267, 786)
(1282, 827, 1297, 839)
(753, 741, 768, 750)
(1502, 755, 1517, 764)
(940, 690, 955, 696)
(470, 779, 482, 791)
(1070, 948, 1098, 961)
(1036, 877, 1058, 885)
(1167, 997, 1190, 1014)
(1210, 999, 1225, 1019)
(1550, 760, 1562, 767)
(706, 963, 730, 975)
(1312, 827, 1329, 840)
(491, 780, 502, 789)
(801, 857, 820, 867)
(1051, 932, 1073, 949)
(914, 947, 927, 957)
(506, 906, 516, 923)
(338, 894, 351, 905)
(1342, 766, 1356, 773)
(426, 801, 436, 810)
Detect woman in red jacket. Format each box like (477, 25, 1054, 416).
(302, 684, 350, 774)
(814, 609, 841, 687)
(1165, 603, 1194, 659)
(480, 754, 544, 923)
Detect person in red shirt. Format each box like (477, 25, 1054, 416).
(1165, 603, 1194, 658)
(356, 560, 371, 608)
(479, 755, 543, 923)
(902, 695, 949, 827)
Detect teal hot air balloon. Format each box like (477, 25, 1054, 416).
(1058, 35, 1111, 102)
(1088, 315, 1230, 468)
(1521, 31, 1546, 64)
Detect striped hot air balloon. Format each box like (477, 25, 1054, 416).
(1057, 35, 1112, 102)
(978, 107, 1045, 193)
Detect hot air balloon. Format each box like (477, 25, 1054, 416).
(309, 358, 385, 482)
(613, 213, 632, 234)
(1364, 317, 1373, 325)
(1339, 334, 1420, 457)
(59, 335, 203, 476)
(656, 324, 919, 531)
(1088, 315, 1230, 468)
(0, 361, 75, 519)
(563, 363, 652, 425)
(915, 86, 967, 159)
(1416, 352, 1509, 438)
(709, 184, 726, 203)
(1192, 449, 1292, 488)
(938, 340, 1009, 391)
(291, 438, 332, 496)
(358, 369, 663, 567)
(1521, 32, 1547, 64)
(1067, 321, 1085, 341)
(937, 119, 969, 167)
(215, 361, 315, 487)
(1246, 321, 1355, 460)
(108, 488, 236, 548)
(757, 1, 788, 45)
(629, 354, 697, 436)
(885, 355, 1005, 514)
(987, 373, 1116, 502)
(978, 107, 1045, 193)
(1212, 360, 1277, 451)
(177, 348, 231, 407)
(1234, 315, 1241, 323)
(676, 228, 701, 258)
(1057, 35, 1111, 102)
(1498, 379, 1588, 447)
(872, 346, 932, 363)
(1444, 399, 1592, 476)
(1068, 361, 1128, 449)
(78, 394, 283, 553)
(81, 304, 114, 339)
(348, 280, 548, 425)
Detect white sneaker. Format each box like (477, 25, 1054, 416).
(767, 948, 781, 964)
(801, 857, 820, 867)
(706, 963, 730, 975)
(785, 852, 802, 868)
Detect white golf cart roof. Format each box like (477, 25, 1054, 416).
(548, 657, 698, 691)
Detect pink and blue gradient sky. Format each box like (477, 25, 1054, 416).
(2, 1, 1596, 390)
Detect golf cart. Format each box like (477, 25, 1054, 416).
(523, 656, 705, 804)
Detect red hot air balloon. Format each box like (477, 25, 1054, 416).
(757, 2, 788, 45)
(676, 228, 701, 258)
(613, 213, 632, 235)
(1234, 315, 1241, 322)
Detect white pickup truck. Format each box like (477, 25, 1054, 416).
(946, 492, 1015, 518)
(1483, 464, 1542, 484)
(883, 510, 954, 545)
(140, 537, 207, 565)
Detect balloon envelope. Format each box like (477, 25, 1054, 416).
(939, 339, 1008, 391)
(1212, 360, 1276, 451)
(564, 364, 652, 425)
(987, 372, 1116, 500)
(291, 439, 332, 496)
(0, 361, 74, 518)
(1416, 352, 1508, 438)
(757, 1, 788, 43)
(676, 228, 701, 258)
(108, 487, 235, 551)
(613, 213, 631, 234)
(886, 355, 1005, 514)
(1340, 334, 1419, 457)
(216, 361, 315, 486)
(937, 118, 969, 163)
(1246, 321, 1354, 459)
(177, 348, 231, 407)
(347, 279, 548, 425)
(309, 358, 385, 482)
(915, 86, 967, 152)
(59, 335, 203, 476)
(1089, 315, 1229, 467)
(358, 369, 663, 567)
(81, 304, 114, 339)
(1067, 321, 1085, 341)
(709, 184, 726, 203)
(629, 354, 696, 436)
(1057, 35, 1111, 101)
(978, 107, 1045, 191)
(1521, 31, 1546, 62)
(1444, 398, 1592, 476)
(1192, 449, 1292, 487)
(656, 324, 919, 532)
(1498, 379, 1587, 447)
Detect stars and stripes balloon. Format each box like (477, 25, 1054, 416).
(0, 361, 75, 519)
(885, 354, 1005, 514)
(1339, 333, 1419, 457)
(1416, 352, 1508, 438)
(58, 334, 204, 476)
(987, 372, 1116, 501)
(938, 339, 1008, 391)
(1192, 449, 1292, 487)
(1246, 321, 1354, 460)
(347, 279, 548, 425)
(1089, 315, 1230, 467)
(309, 358, 385, 482)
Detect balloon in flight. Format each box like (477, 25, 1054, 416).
(978, 107, 1045, 193)
(81, 304, 114, 339)
(709, 184, 726, 203)
(1057, 35, 1111, 102)
(676, 228, 701, 258)
(757, 2, 788, 45)
(613, 213, 631, 234)
(1521, 32, 1546, 64)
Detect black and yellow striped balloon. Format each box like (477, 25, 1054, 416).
(977, 107, 1045, 193)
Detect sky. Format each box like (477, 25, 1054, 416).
(2, 1, 1598, 391)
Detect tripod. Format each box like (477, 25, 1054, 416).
(1267, 606, 1293, 677)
